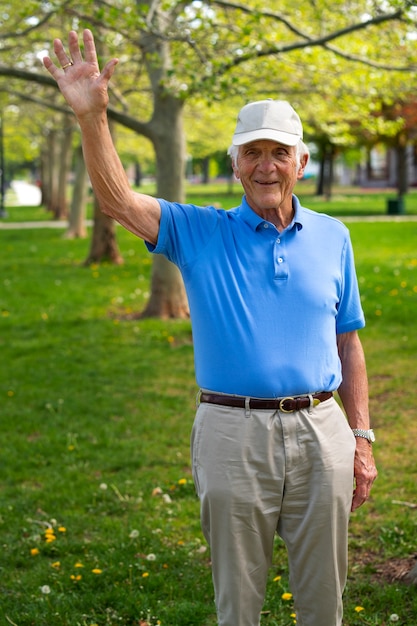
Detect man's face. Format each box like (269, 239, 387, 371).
(233, 140, 306, 215)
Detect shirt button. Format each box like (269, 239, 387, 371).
(278, 257, 283, 263)
(276, 238, 281, 243)
(263, 223, 269, 229)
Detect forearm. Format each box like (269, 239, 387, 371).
(79, 113, 160, 243)
(337, 331, 370, 429)
(43, 30, 160, 244)
(79, 113, 133, 215)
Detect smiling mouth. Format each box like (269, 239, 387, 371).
(256, 180, 278, 186)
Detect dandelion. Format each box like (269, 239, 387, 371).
(40, 585, 51, 594)
(273, 575, 281, 582)
(147, 554, 156, 561)
(142, 572, 149, 578)
(30, 548, 40, 556)
(129, 529, 139, 539)
(178, 478, 187, 485)
(70, 574, 82, 582)
(152, 487, 163, 496)
(74, 562, 84, 568)
(51, 561, 61, 569)
(58, 526, 66, 533)
(355, 606, 365, 613)
(389, 615, 400, 623)
(99, 483, 108, 490)
(92, 568, 103, 574)
(44, 529, 56, 543)
(162, 493, 172, 504)
(282, 592, 293, 601)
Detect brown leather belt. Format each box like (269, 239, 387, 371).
(200, 391, 333, 413)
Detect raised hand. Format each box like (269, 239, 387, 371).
(43, 29, 118, 121)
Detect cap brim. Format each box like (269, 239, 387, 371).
(232, 129, 301, 147)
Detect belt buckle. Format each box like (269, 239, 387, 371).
(279, 396, 295, 413)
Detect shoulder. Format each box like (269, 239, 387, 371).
(299, 205, 349, 232)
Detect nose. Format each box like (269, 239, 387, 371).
(258, 156, 275, 173)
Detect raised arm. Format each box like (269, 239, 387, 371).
(337, 330, 378, 512)
(43, 29, 161, 245)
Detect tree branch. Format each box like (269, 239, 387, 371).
(203, 7, 405, 79)
(0, 66, 153, 138)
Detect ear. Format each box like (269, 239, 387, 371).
(232, 160, 240, 180)
(297, 153, 309, 180)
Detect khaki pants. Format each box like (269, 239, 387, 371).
(191, 397, 356, 626)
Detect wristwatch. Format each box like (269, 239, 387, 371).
(352, 428, 375, 443)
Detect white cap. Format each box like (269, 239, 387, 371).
(232, 99, 303, 147)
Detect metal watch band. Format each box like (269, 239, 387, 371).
(352, 428, 375, 443)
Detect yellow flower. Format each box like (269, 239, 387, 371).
(51, 561, 61, 569)
(273, 575, 281, 582)
(58, 526, 66, 533)
(178, 478, 187, 485)
(74, 562, 84, 568)
(142, 572, 149, 578)
(30, 548, 40, 556)
(92, 568, 102, 574)
(45, 533, 56, 543)
(70, 574, 82, 581)
(282, 592, 293, 601)
(355, 606, 365, 613)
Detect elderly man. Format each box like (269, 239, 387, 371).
(44, 29, 377, 626)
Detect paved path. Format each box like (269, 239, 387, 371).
(2, 216, 417, 230)
(0, 220, 93, 230)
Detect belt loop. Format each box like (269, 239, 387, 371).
(245, 396, 251, 418)
(308, 394, 314, 414)
(196, 389, 202, 408)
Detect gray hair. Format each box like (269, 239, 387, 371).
(228, 140, 309, 172)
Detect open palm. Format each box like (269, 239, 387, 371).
(43, 29, 118, 120)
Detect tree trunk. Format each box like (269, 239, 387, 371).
(55, 115, 74, 220)
(140, 84, 189, 318)
(396, 131, 408, 197)
(66, 143, 88, 239)
(140, 256, 189, 318)
(83, 194, 123, 265)
(46, 129, 60, 216)
(83, 119, 123, 264)
(316, 141, 334, 199)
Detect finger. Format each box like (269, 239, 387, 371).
(351, 492, 366, 512)
(101, 58, 119, 81)
(53, 37, 73, 70)
(67, 30, 83, 65)
(43, 55, 60, 79)
(82, 29, 99, 65)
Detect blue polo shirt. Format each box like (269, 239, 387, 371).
(146, 195, 365, 398)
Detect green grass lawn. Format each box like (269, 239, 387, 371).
(1, 199, 416, 625)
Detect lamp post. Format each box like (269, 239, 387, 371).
(0, 111, 7, 218)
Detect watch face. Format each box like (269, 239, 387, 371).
(369, 429, 375, 442)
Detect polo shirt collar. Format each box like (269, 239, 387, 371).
(239, 194, 304, 232)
